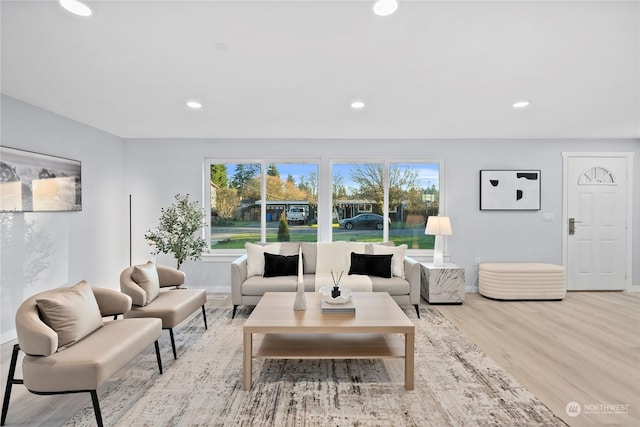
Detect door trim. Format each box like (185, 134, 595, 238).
(562, 152, 635, 291)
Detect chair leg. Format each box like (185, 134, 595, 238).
(154, 340, 163, 374)
(1, 344, 23, 426)
(201, 305, 208, 330)
(168, 328, 177, 359)
(90, 390, 104, 427)
(414, 304, 420, 319)
(232, 305, 238, 319)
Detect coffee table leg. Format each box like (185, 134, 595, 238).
(405, 331, 415, 390)
(243, 332, 252, 391)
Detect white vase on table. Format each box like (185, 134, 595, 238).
(294, 247, 306, 311)
(294, 280, 306, 311)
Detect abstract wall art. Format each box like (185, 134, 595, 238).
(479, 170, 540, 211)
(0, 146, 82, 212)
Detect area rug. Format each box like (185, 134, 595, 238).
(64, 304, 567, 426)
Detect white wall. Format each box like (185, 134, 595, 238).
(124, 138, 640, 295)
(2, 95, 639, 344)
(1, 96, 127, 342)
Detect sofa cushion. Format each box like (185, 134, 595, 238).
(22, 317, 162, 392)
(124, 288, 206, 329)
(263, 252, 299, 277)
(35, 280, 103, 351)
(246, 242, 281, 277)
(242, 275, 299, 295)
(316, 242, 346, 274)
(365, 241, 395, 254)
(370, 276, 411, 295)
(242, 274, 316, 295)
(278, 242, 301, 256)
(348, 253, 393, 278)
(316, 241, 366, 274)
(131, 261, 160, 305)
(373, 244, 407, 278)
(301, 242, 317, 274)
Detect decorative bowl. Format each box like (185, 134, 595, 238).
(319, 286, 352, 304)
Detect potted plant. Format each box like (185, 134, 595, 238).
(145, 193, 208, 269)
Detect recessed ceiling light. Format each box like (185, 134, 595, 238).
(351, 101, 365, 109)
(186, 101, 202, 110)
(513, 100, 532, 109)
(373, 0, 398, 17)
(59, 0, 93, 17)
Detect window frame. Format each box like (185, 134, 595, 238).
(205, 159, 321, 252)
(204, 157, 444, 255)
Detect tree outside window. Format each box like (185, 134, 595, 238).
(209, 162, 318, 249)
(208, 160, 440, 250)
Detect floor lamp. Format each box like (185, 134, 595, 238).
(425, 216, 452, 266)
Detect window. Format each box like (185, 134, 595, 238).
(332, 161, 440, 249)
(333, 162, 384, 241)
(388, 162, 440, 249)
(207, 159, 440, 251)
(209, 162, 318, 249)
(264, 163, 318, 243)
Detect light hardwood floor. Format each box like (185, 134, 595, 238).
(437, 291, 640, 427)
(1, 292, 638, 426)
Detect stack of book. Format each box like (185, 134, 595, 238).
(321, 299, 355, 314)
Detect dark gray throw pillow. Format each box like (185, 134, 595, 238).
(348, 252, 393, 278)
(263, 252, 300, 277)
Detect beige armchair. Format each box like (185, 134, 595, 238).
(1, 281, 163, 427)
(120, 262, 207, 359)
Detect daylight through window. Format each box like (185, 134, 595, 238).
(207, 160, 440, 250)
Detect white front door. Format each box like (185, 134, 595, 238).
(563, 154, 632, 290)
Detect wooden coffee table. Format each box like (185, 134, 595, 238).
(242, 292, 415, 391)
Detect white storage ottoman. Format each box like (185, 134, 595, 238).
(479, 263, 566, 300)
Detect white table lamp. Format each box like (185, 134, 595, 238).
(425, 216, 452, 266)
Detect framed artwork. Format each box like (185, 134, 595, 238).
(0, 146, 82, 212)
(480, 170, 540, 210)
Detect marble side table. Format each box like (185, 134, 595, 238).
(421, 263, 465, 304)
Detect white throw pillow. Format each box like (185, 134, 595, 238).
(316, 241, 347, 274)
(246, 242, 281, 277)
(373, 244, 407, 278)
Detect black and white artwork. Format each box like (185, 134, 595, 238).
(0, 146, 82, 212)
(480, 170, 540, 210)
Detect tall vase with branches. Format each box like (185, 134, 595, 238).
(145, 194, 208, 269)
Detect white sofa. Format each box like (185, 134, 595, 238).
(231, 241, 422, 318)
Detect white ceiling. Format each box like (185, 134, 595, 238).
(1, 0, 639, 139)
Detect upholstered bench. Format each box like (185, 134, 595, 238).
(120, 262, 207, 359)
(479, 263, 566, 300)
(1, 282, 163, 427)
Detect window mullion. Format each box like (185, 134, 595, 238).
(260, 162, 266, 242)
(383, 161, 390, 242)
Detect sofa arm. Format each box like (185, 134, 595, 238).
(157, 265, 186, 288)
(93, 287, 132, 317)
(404, 256, 422, 305)
(119, 266, 147, 307)
(15, 296, 58, 356)
(231, 255, 248, 305)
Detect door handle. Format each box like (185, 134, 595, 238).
(569, 217, 582, 235)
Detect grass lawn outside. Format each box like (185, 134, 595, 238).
(211, 229, 434, 249)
